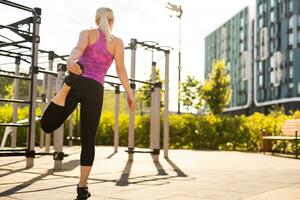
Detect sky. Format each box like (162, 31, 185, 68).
(0, 0, 255, 112)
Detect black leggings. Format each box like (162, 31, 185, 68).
(41, 75, 104, 166)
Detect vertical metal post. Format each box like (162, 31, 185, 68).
(152, 82, 161, 162)
(45, 51, 55, 153)
(68, 113, 73, 146)
(26, 8, 41, 168)
(40, 62, 47, 148)
(164, 51, 170, 158)
(177, 7, 182, 114)
(11, 56, 20, 148)
(150, 61, 156, 149)
(165, 2, 182, 114)
(114, 86, 120, 153)
(54, 63, 67, 170)
(128, 39, 137, 160)
(295, 130, 298, 159)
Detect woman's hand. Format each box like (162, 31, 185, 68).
(127, 94, 136, 113)
(67, 59, 82, 75)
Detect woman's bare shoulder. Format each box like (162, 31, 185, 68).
(111, 35, 124, 47)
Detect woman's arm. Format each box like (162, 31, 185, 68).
(114, 38, 132, 97)
(114, 38, 136, 112)
(67, 30, 89, 75)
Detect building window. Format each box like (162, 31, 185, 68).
(270, 40, 275, 53)
(289, 32, 294, 45)
(270, 25, 275, 38)
(298, 82, 300, 95)
(259, 18, 264, 28)
(240, 17, 244, 27)
(259, 4, 263, 15)
(227, 61, 231, 73)
(289, 0, 293, 12)
(289, 66, 293, 78)
(259, 75, 263, 86)
(298, 31, 300, 44)
(258, 62, 263, 73)
(240, 29, 244, 40)
(270, 0, 275, 8)
(270, 10, 275, 22)
(289, 16, 294, 29)
(270, 56, 275, 69)
(298, 15, 300, 26)
(271, 71, 275, 84)
(289, 50, 293, 61)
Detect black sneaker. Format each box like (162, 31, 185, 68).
(76, 184, 91, 200)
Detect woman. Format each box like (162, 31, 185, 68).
(41, 7, 136, 200)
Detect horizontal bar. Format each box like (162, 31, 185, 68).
(105, 80, 121, 86)
(0, 148, 27, 151)
(0, 0, 34, 13)
(0, 152, 26, 156)
(136, 41, 169, 52)
(0, 152, 69, 157)
(0, 52, 30, 63)
(0, 40, 28, 48)
(0, 98, 30, 104)
(35, 152, 68, 156)
(125, 150, 155, 154)
(38, 69, 57, 76)
(0, 73, 31, 80)
(0, 98, 43, 104)
(6, 44, 67, 61)
(0, 49, 32, 57)
(0, 24, 32, 35)
(106, 74, 154, 85)
(0, 123, 29, 127)
(36, 99, 43, 103)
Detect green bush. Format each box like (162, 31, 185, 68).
(1, 103, 299, 153)
(0, 104, 42, 147)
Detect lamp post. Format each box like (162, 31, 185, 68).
(166, 2, 182, 114)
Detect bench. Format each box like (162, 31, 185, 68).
(260, 119, 300, 158)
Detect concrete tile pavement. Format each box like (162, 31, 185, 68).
(0, 146, 300, 200)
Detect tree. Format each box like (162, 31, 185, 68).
(201, 60, 231, 115)
(180, 75, 203, 113)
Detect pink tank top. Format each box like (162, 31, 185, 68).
(79, 29, 114, 85)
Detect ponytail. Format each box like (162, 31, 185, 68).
(95, 7, 114, 43)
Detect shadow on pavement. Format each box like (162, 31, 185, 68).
(115, 155, 189, 187)
(0, 159, 80, 197)
(165, 158, 188, 177)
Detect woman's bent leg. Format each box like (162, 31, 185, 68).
(51, 62, 84, 107)
(51, 83, 71, 107)
(41, 87, 79, 133)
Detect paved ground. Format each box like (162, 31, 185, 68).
(0, 146, 300, 200)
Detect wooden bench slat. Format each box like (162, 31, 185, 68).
(282, 124, 300, 129)
(284, 119, 300, 123)
(262, 136, 297, 140)
(281, 130, 298, 136)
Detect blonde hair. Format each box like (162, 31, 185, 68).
(95, 7, 114, 43)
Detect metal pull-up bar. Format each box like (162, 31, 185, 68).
(0, 0, 34, 13)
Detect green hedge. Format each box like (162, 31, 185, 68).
(0, 104, 299, 153)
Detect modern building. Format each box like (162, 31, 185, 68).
(205, 0, 300, 115)
(255, 0, 300, 113)
(205, 6, 255, 113)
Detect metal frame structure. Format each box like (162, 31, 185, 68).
(124, 39, 171, 161)
(0, 0, 42, 168)
(0, 1, 70, 169)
